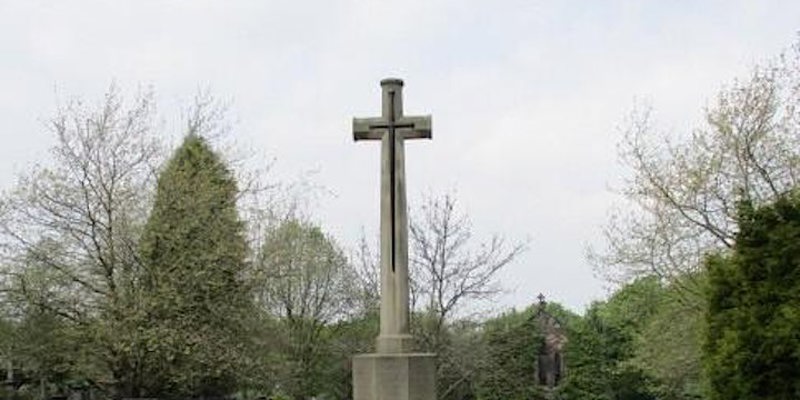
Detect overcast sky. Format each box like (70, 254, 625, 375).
(1, 1, 799, 312)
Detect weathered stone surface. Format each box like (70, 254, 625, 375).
(353, 353, 436, 400)
(376, 333, 415, 354)
(352, 79, 436, 400)
(535, 294, 567, 388)
(353, 78, 431, 347)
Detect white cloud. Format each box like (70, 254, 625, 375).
(1, 0, 799, 312)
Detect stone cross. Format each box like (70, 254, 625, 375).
(353, 78, 431, 353)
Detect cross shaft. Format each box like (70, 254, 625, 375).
(352, 78, 431, 353)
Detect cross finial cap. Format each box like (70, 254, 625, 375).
(380, 78, 404, 87)
(379, 78, 404, 118)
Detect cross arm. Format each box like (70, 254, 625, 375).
(398, 115, 432, 140)
(353, 117, 385, 141)
(352, 115, 432, 140)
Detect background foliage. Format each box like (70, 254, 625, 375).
(704, 194, 800, 400)
(2, 38, 799, 400)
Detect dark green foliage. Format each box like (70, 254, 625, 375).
(704, 195, 800, 400)
(597, 276, 665, 329)
(3, 309, 83, 398)
(559, 279, 661, 400)
(560, 307, 627, 400)
(476, 309, 544, 400)
(557, 276, 709, 400)
(256, 218, 356, 400)
(321, 312, 380, 399)
(138, 135, 253, 399)
(541, 301, 581, 330)
(630, 280, 707, 400)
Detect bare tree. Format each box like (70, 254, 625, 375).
(409, 193, 527, 399)
(591, 40, 800, 302)
(0, 85, 161, 320)
(0, 85, 281, 397)
(350, 231, 381, 316)
(410, 194, 526, 341)
(0, 85, 165, 397)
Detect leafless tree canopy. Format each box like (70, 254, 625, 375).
(410, 194, 527, 325)
(351, 232, 380, 316)
(409, 193, 526, 397)
(0, 85, 161, 320)
(592, 41, 800, 300)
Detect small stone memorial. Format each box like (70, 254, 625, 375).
(351, 78, 436, 400)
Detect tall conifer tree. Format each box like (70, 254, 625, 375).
(705, 194, 800, 399)
(139, 134, 251, 399)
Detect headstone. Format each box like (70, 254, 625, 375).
(351, 78, 436, 400)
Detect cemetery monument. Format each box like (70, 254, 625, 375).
(351, 78, 437, 400)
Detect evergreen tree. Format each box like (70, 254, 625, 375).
(560, 282, 659, 400)
(139, 135, 253, 399)
(476, 309, 544, 400)
(704, 194, 800, 400)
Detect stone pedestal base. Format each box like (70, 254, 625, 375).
(376, 334, 416, 353)
(353, 353, 436, 400)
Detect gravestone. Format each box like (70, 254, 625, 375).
(351, 79, 436, 400)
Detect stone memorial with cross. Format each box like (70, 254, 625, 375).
(351, 78, 437, 400)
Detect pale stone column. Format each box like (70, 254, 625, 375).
(377, 79, 413, 353)
(352, 78, 436, 400)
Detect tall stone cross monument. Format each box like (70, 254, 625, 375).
(351, 78, 437, 400)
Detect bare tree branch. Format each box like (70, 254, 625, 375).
(409, 193, 527, 352)
(592, 41, 800, 303)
